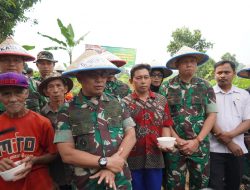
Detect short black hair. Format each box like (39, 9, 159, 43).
(130, 64, 151, 79)
(214, 60, 236, 72)
(26, 68, 33, 74)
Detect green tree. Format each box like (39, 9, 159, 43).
(38, 18, 89, 64)
(221, 52, 245, 71)
(0, 0, 40, 42)
(167, 27, 213, 55)
(167, 27, 214, 81)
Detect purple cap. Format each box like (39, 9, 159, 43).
(0, 72, 29, 88)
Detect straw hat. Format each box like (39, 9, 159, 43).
(55, 64, 66, 72)
(237, 64, 250, 79)
(62, 50, 121, 77)
(101, 51, 126, 67)
(150, 60, 173, 78)
(166, 46, 209, 69)
(38, 71, 73, 97)
(0, 37, 35, 61)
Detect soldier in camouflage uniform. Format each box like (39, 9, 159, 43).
(101, 51, 131, 99)
(0, 37, 46, 114)
(54, 50, 136, 190)
(33, 51, 57, 82)
(159, 46, 217, 190)
(237, 65, 250, 189)
(39, 71, 74, 190)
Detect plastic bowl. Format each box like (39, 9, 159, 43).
(0, 161, 25, 181)
(157, 137, 176, 148)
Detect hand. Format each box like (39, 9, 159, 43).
(176, 138, 188, 149)
(0, 158, 16, 172)
(13, 156, 33, 181)
(89, 169, 117, 190)
(216, 131, 233, 145)
(227, 141, 243, 156)
(179, 139, 199, 155)
(106, 148, 125, 173)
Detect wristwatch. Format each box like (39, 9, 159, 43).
(98, 157, 108, 168)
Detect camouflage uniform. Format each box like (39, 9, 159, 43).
(41, 103, 73, 188)
(159, 75, 217, 190)
(104, 79, 131, 99)
(243, 88, 250, 188)
(0, 77, 47, 114)
(54, 91, 135, 190)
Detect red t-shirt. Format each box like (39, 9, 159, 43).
(0, 110, 57, 190)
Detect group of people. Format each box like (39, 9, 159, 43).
(0, 36, 249, 190)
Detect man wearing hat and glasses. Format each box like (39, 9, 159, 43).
(159, 46, 217, 190)
(0, 37, 47, 114)
(38, 71, 73, 190)
(54, 50, 136, 190)
(149, 60, 173, 93)
(0, 72, 57, 189)
(34, 51, 57, 82)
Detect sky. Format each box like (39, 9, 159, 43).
(13, 0, 250, 70)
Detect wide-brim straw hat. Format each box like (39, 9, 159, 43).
(101, 51, 126, 67)
(166, 46, 209, 70)
(237, 64, 250, 79)
(38, 71, 73, 97)
(150, 60, 173, 78)
(62, 50, 121, 77)
(0, 37, 35, 62)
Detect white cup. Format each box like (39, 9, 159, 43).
(0, 161, 25, 181)
(157, 137, 176, 148)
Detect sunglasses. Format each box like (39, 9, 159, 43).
(151, 73, 163, 78)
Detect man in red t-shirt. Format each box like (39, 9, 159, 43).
(0, 72, 57, 190)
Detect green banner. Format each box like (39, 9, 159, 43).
(101, 46, 136, 68)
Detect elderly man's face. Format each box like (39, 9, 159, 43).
(0, 87, 29, 115)
(44, 79, 68, 102)
(77, 70, 109, 96)
(36, 60, 55, 78)
(176, 56, 197, 77)
(0, 55, 24, 73)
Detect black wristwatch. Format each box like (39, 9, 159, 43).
(98, 157, 108, 168)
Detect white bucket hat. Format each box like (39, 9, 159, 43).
(237, 63, 250, 79)
(62, 50, 121, 77)
(150, 60, 173, 78)
(166, 46, 209, 69)
(0, 37, 35, 62)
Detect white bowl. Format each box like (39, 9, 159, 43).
(157, 137, 176, 148)
(0, 161, 25, 181)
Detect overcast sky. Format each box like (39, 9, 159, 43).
(13, 0, 250, 70)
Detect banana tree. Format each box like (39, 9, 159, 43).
(38, 18, 89, 64)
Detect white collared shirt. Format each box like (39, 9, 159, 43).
(210, 85, 250, 153)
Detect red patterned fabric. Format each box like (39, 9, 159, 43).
(122, 91, 173, 170)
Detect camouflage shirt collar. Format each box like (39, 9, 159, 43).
(131, 90, 156, 100)
(75, 90, 110, 105)
(170, 75, 201, 86)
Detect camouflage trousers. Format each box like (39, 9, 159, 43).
(163, 143, 210, 190)
(73, 173, 132, 190)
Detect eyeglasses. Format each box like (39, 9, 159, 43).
(151, 73, 163, 78)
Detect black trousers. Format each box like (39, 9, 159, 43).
(208, 152, 244, 190)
